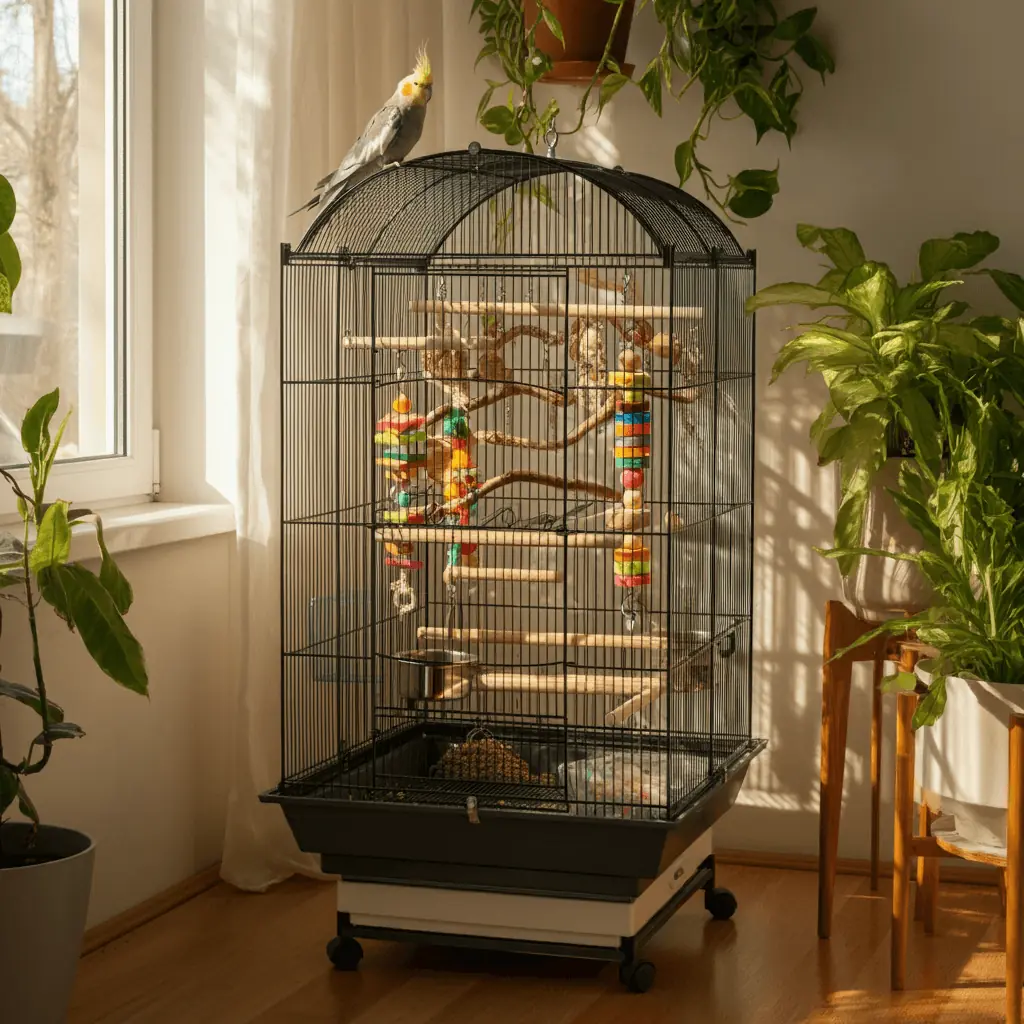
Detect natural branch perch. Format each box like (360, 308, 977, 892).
(439, 469, 619, 515)
(424, 383, 566, 428)
(474, 397, 616, 450)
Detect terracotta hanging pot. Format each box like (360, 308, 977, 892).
(524, 0, 636, 83)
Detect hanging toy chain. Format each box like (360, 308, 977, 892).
(376, 356, 427, 615)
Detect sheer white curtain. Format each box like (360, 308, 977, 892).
(219, 0, 448, 892)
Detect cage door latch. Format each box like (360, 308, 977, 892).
(465, 796, 481, 825)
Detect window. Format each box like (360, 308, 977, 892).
(0, 0, 151, 506)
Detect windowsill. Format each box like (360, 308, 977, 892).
(68, 502, 236, 561)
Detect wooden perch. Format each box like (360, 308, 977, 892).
(341, 334, 470, 351)
(474, 397, 616, 451)
(410, 300, 702, 320)
(439, 469, 619, 515)
(377, 527, 621, 548)
(442, 566, 562, 584)
(417, 626, 668, 650)
(477, 671, 662, 696)
(605, 683, 663, 727)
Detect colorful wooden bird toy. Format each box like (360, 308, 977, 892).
(609, 347, 651, 593)
(442, 407, 479, 572)
(375, 390, 426, 612)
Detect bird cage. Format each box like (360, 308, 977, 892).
(264, 147, 766, 990)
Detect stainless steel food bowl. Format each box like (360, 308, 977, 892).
(389, 649, 479, 702)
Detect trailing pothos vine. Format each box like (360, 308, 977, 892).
(471, 0, 835, 218)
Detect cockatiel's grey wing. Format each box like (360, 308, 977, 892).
(290, 105, 402, 217)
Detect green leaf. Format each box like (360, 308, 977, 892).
(540, 5, 564, 45)
(732, 168, 780, 195)
(796, 224, 865, 272)
(982, 269, 1024, 312)
(728, 187, 773, 219)
(504, 124, 524, 146)
(735, 82, 784, 141)
(794, 34, 834, 79)
(29, 500, 71, 574)
(839, 261, 896, 332)
(17, 781, 38, 825)
(0, 174, 15, 236)
(893, 279, 961, 322)
(809, 397, 837, 445)
(0, 231, 21, 293)
(33, 720, 85, 746)
(895, 386, 941, 473)
(21, 388, 60, 462)
(0, 765, 17, 816)
(880, 671, 918, 693)
(773, 7, 817, 40)
(746, 281, 839, 313)
(0, 273, 10, 315)
(912, 676, 947, 729)
(95, 518, 133, 615)
(674, 140, 695, 185)
(639, 62, 662, 116)
(480, 105, 515, 135)
(919, 231, 999, 281)
(599, 72, 629, 109)
(37, 563, 148, 695)
(771, 327, 873, 384)
(0, 679, 65, 722)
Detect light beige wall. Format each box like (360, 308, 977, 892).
(441, 0, 1024, 858)
(0, 536, 233, 927)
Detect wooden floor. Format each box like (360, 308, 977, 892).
(71, 865, 1012, 1023)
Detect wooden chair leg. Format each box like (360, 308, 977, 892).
(1006, 715, 1024, 1022)
(892, 691, 916, 991)
(871, 655, 884, 892)
(818, 620, 855, 939)
(1000, 870, 1008, 919)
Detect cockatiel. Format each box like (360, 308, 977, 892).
(291, 47, 433, 216)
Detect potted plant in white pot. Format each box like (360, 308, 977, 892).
(746, 223, 1012, 619)
(0, 172, 148, 1024)
(822, 312, 1024, 850)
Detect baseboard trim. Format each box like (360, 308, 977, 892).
(82, 863, 222, 957)
(716, 847, 1000, 887)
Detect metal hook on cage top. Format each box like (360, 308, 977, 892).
(544, 120, 559, 160)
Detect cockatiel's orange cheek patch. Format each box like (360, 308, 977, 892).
(402, 82, 412, 97)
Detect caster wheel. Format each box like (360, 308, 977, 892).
(619, 959, 656, 993)
(327, 935, 363, 971)
(705, 886, 738, 921)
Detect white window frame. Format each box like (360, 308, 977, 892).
(1, 0, 153, 516)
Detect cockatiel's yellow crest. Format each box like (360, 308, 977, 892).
(414, 44, 432, 87)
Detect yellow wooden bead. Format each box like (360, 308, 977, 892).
(618, 348, 642, 371)
(622, 489, 644, 509)
(451, 449, 469, 470)
(393, 394, 411, 414)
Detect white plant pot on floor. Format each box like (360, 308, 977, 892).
(915, 668, 1024, 850)
(835, 458, 932, 621)
(0, 822, 95, 1024)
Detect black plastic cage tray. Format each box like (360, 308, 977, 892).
(261, 724, 765, 900)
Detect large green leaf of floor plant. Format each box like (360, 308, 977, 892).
(37, 563, 148, 695)
(0, 679, 65, 722)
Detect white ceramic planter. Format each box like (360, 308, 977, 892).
(835, 458, 932, 621)
(915, 669, 1024, 849)
(0, 822, 95, 1024)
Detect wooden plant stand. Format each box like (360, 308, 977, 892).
(818, 600, 919, 939)
(892, 690, 1024, 1020)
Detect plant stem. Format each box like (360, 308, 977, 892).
(21, 515, 51, 776)
(984, 565, 997, 639)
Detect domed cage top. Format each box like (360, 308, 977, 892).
(267, 147, 763, 874)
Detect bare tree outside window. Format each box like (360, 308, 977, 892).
(0, 0, 121, 467)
